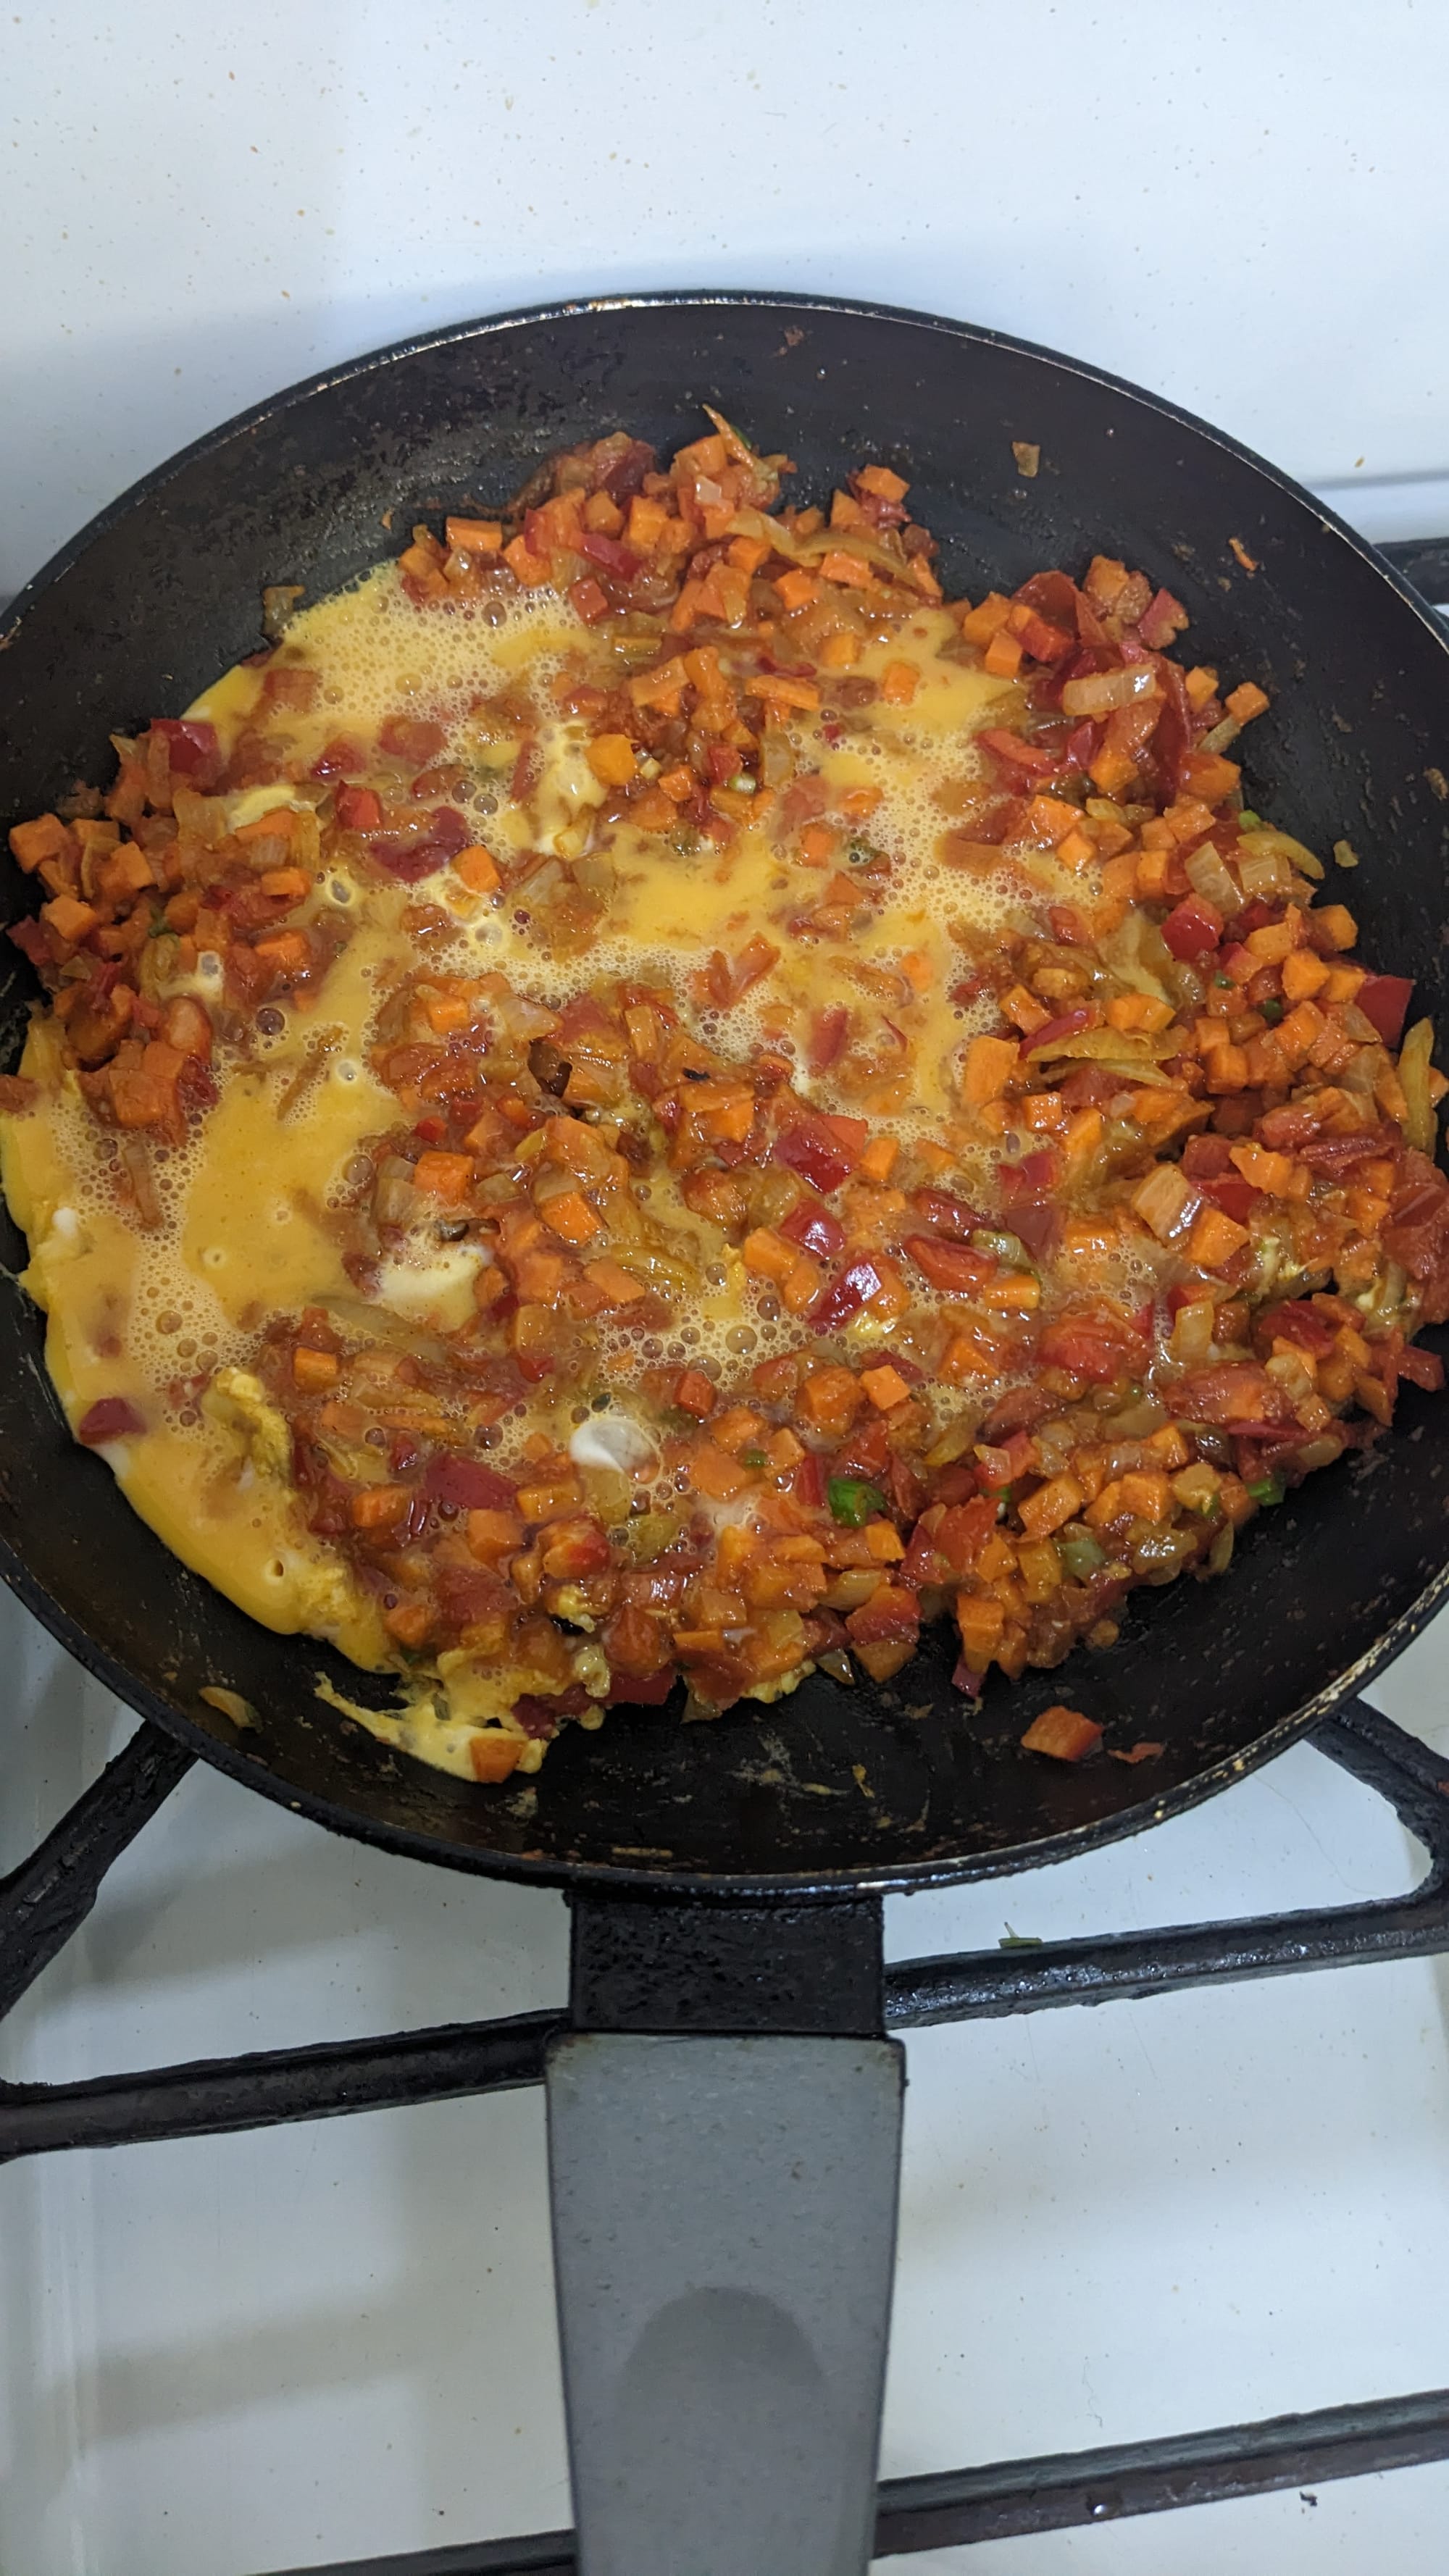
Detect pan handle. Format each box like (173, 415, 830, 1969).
(546, 1897, 903, 2576)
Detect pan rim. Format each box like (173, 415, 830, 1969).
(4, 283, 1448, 1899)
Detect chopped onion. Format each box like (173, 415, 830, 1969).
(1184, 840, 1242, 914)
(1130, 1161, 1198, 1242)
(1060, 666, 1158, 718)
(1197, 715, 1242, 755)
(1169, 1297, 1217, 1364)
(1400, 1015, 1437, 1153)
(1236, 842, 1293, 900)
(374, 1156, 422, 1227)
(1240, 824, 1323, 882)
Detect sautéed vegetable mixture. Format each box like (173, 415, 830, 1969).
(3, 416, 1447, 1782)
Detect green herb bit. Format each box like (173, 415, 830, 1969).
(827, 1475, 888, 1528)
(1056, 1527, 1107, 1578)
(740, 1447, 769, 1469)
(1259, 996, 1284, 1025)
(1246, 1473, 1285, 1506)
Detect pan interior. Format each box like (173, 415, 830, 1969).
(1, 292, 1447, 1891)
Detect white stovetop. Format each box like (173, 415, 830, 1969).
(3, 1586, 1449, 2576)
(5, 8, 1449, 2567)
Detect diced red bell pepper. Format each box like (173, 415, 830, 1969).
(1297, 1125, 1398, 1177)
(781, 1202, 846, 1260)
(150, 717, 219, 776)
(808, 1005, 849, 1073)
(336, 783, 383, 832)
(1061, 718, 1102, 771)
(1255, 1299, 1339, 1355)
(1162, 895, 1224, 960)
(903, 1234, 995, 1293)
(933, 1497, 998, 1571)
(1356, 974, 1414, 1047)
(423, 1453, 518, 1510)
(793, 1452, 827, 1507)
(775, 1114, 869, 1195)
(1196, 1174, 1259, 1225)
(1398, 1345, 1445, 1392)
(1037, 1313, 1143, 1384)
(606, 1665, 678, 1705)
(809, 1257, 883, 1332)
(911, 1189, 990, 1237)
(578, 530, 642, 582)
(1137, 587, 1189, 649)
(77, 1397, 144, 1444)
(1024, 1007, 1095, 1054)
(998, 1147, 1062, 1200)
(371, 806, 471, 881)
(977, 728, 1059, 779)
(311, 736, 366, 778)
(1048, 904, 1093, 947)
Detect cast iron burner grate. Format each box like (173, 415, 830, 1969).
(4, 1693, 1449, 2572)
(4, 531, 1449, 2576)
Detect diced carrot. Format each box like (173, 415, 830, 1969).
(292, 1347, 339, 1392)
(657, 764, 696, 803)
(983, 629, 1024, 678)
(259, 866, 310, 902)
(1315, 903, 1358, 950)
(587, 732, 638, 787)
(1056, 827, 1095, 871)
(799, 1365, 861, 1435)
(1026, 795, 1080, 846)
(412, 1150, 474, 1203)
(865, 1521, 906, 1561)
(385, 1601, 433, 1648)
(819, 631, 861, 669)
(580, 1257, 647, 1305)
(742, 1226, 797, 1284)
(753, 672, 820, 712)
(773, 569, 821, 611)
(1090, 741, 1138, 796)
(469, 1731, 523, 1781)
(1020, 1705, 1102, 1761)
(957, 1594, 1006, 1664)
(857, 1134, 898, 1182)
(819, 549, 874, 590)
(41, 894, 99, 944)
(9, 813, 72, 873)
(799, 821, 838, 865)
(423, 992, 471, 1035)
(453, 844, 501, 895)
(1016, 1475, 1085, 1540)
(252, 930, 311, 975)
(959, 593, 1012, 645)
(674, 1368, 717, 1419)
(350, 1484, 412, 1529)
(860, 1363, 911, 1412)
(1224, 680, 1269, 724)
(1187, 1204, 1250, 1268)
(881, 660, 919, 706)
(540, 1187, 603, 1246)
(781, 1253, 823, 1315)
(839, 785, 882, 821)
(1117, 1470, 1172, 1523)
(962, 1034, 1019, 1106)
(688, 1442, 750, 1500)
(446, 517, 504, 553)
(504, 533, 551, 587)
(466, 1507, 525, 1564)
(856, 464, 909, 502)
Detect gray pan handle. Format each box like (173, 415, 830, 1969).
(546, 1899, 903, 2576)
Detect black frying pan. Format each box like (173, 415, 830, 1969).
(1, 290, 1448, 1900)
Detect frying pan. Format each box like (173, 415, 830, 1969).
(3, 293, 1449, 2573)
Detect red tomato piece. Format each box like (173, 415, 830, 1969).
(423, 1454, 519, 1511)
(809, 1257, 883, 1331)
(77, 1397, 144, 1444)
(335, 784, 383, 832)
(578, 530, 642, 582)
(903, 1235, 995, 1293)
(780, 1203, 846, 1260)
(1356, 974, 1414, 1047)
(1162, 895, 1224, 959)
